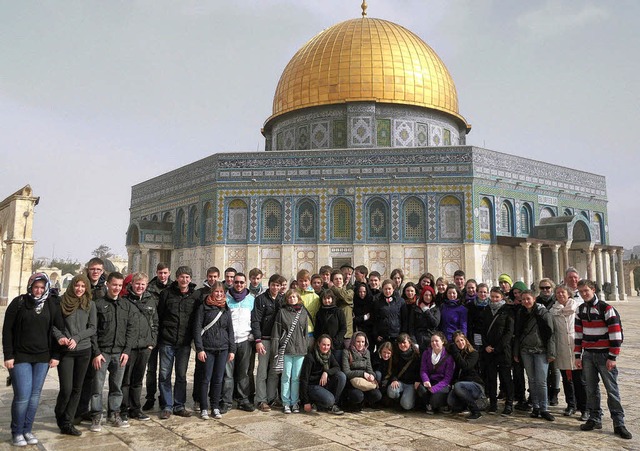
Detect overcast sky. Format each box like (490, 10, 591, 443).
(1, 0, 638, 263)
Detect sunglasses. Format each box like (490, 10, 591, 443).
(234, 281, 245, 285)
(539, 286, 552, 290)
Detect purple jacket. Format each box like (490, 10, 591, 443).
(420, 347, 455, 393)
(440, 299, 468, 342)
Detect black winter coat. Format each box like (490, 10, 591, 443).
(405, 304, 440, 352)
(193, 303, 236, 354)
(314, 305, 347, 349)
(124, 291, 158, 349)
(480, 304, 514, 364)
(92, 295, 136, 357)
(157, 281, 198, 347)
(449, 345, 484, 386)
(251, 290, 282, 341)
(299, 351, 342, 404)
(372, 294, 403, 341)
(390, 349, 421, 385)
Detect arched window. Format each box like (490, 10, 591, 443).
(188, 205, 199, 245)
(403, 197, 425, 241)
(439, 195, 462, 240)
(331, 198, 353, 241)
(297, 199, 317, 240)
(520, 204, 532, 235)
(540, 207, 555, 219)
(367, 198, 388, 240)
(203, 202, 214, 243)
(162, 211, 174, 223)
(176, 208, 186, 246)
(593, 213, 603, 244)
(227, 199, 248, 242)
(581, 211, 589, 220)
(262, 200, 282, 242)
(479, 197, 493, 241)
(563, 208, 573, 216)
(499, 201, 513, 236)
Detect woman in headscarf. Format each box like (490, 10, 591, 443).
(2, 273, 60, 447)
(52, 274, 96, 436)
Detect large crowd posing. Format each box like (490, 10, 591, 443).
(2, 259, 633, 447)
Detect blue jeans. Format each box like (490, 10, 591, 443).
(448, 381, 484, 413)
(10, 362, 49, 435)
(281, 355, 304, 406)
(387, 381, 417, 410)
(200, 350, 228, 411)
(521, 351, 549, 411)
(582, 351, 625, 426)
(91, 352, 126, 416)
(158, 344, 191, 412)
(307, 372, 347, 408)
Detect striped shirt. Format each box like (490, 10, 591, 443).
(574, 296, 622, 360)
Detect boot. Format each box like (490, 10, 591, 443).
(549, 389, 560, 406)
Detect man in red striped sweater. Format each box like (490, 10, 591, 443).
(574, 279, 631, 440)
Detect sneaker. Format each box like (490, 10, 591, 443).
(258, 402, 271, 412)
(110, 413, 130, 428)
(271, 399, 284, 409)
(200, 409, 210, 420)
(133, 412, 150, 421)
(213, 409, 222, 419)
(540, 411, 555, 422)
(238, 402, 256, 412)
(159, 409, 172, 420)
(142, 399, 155, 411)
(292, 403, 300, 413)
(487, 403, 498, 414)
(11, 434, 27, 447)
(90, 415, 102, 432)
(425, 404, 434, 415)
(283, 405, 292, 414)
(467, 411, 482, 421)
(580, 419, 602, 431)
(514, 401, 531, 411)
(614, 425, 632, 440)
(329, 405, 344, 415)
(61, 425, 82, 436)
(311, 404, 317, 413)
(501, 405, 513, 417)
(579, 411, 589, 422)
(530, 409, 540, 418)
(23, 433, 38, 445)
(174, 409, 192, 418)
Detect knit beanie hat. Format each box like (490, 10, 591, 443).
(512, 281, 528, 292)
(498, 274, 513, 286)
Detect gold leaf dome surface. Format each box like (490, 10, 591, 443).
(269, 17, 466, 125)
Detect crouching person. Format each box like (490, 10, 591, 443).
(300, 335, 346, 415)
(194, 282, 235, 420)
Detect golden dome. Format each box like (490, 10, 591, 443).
(268, 17, 466, 126)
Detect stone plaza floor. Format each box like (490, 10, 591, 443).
(1, 299, 639, 450)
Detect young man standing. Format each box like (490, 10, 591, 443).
(157, 266, 198, 419)
(223, 267, 237, 292)
(222, 272, 256, 413)
(89, 272, 135, 431)
(251, 274, 283, 411)
(575, 280, 631, 440)
(121, 272, 157, 422)
(248, 268, 265, 297)
(297, 270, 321, 349)
(143, 263, 171, 411)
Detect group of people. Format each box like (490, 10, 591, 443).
(2, 260, 632, 447)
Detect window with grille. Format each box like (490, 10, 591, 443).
(404, 197, 425, 240)
(262, 200, 282, 241)
(204, 202, 213, 242)
(501, 202, 513, 235)
(479, 197, 492, 241)
(368, 199, 388, 239)
(520, 205, 531, 235)
(332, 199, 352, 240)
(297, 200, 316, 239)
(439, 196, 461, 240)
(228, 199, 248, 241)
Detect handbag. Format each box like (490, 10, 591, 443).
(350, 377, 377, 392)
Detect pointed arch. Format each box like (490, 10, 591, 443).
(439, 195, 462, 240)
(519, 203, 533, 236)
(296, 198, 317, 241)
(262, 199, 283, 242)
(203, 202, 214, 243)
(367, 197, 389, 241)
(403, 196, 425, 241)
(331, 198, 353, 241)
(479, 197, 493, 242)
(227, 199, 248, 243)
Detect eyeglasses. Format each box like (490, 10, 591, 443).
(539, 286, 552, 290)
(234, 281, 245, 285)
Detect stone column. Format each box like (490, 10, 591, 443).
(140, 248, 149, 275)
(533, 243, 543, 285)
(551, 244, 561, 284)
(608, 250, 619, 301)
(617, 251, 627, 300)
(563, 243, 571, 275)
(594, 248, 604, 299)
(585, 246, 594, 281)
(519, 242, 531, 287)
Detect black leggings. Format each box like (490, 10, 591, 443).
(55, 348, 91, 428)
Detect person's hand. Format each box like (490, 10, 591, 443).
(120, 353, 129, 367)
(49, 359, 59, 368)
(256, 342, 266, 355)
(364, 372, 375, 382)
(547, 357, 555, 363)
(304, 403, 312, 412)
(423, 380, 431, 389)
(414, 381, 420, 390)
(58, 337, 69, 346)
(364, 313, 370, 321)
(68, 338, 77, 350)
(606, 359, 617, 371)
(390, 380, 399, 390)
(93, 354, 106, 370)
(319, 371, 328, 386)
(575, 358, 582, 370)
(377, 336, 383, 342)
(485, 345, 494, 353)
(513, 356, 519, 363)
(228, 352, 235, 362)
(4, 359, 14, 370)
(198, 351, 207, 362)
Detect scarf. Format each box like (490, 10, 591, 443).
(465, 293, 478, 305)
(474, 297, 489, 308)
(550, 298, 576, 317)
(349, 332, 369, 357)
(27, 273, 51, 314)
(206, 293, 227, 308)
(61, 274, 92, 317)
(314, 347, 331, 371)
(249, 283, 263, 296)
(228, 287, 249, 302)
(489, 300, 505, 316)
(399, 346, 416, 362)
(404, 296, 417, 306)
(431, 349, 443, 365)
